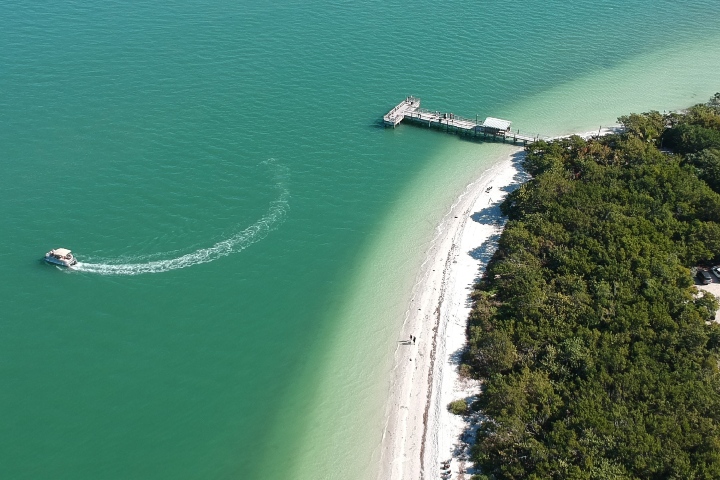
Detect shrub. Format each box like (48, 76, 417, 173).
(458, 363, 473, 379)
(448, 399, 468, 415)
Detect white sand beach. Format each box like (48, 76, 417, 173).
(376, 148, 527, 480)
(377, 127, 624, 480)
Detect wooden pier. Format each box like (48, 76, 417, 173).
(383, 97, 543, 145)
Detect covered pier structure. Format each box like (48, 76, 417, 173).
(383, 97, 544, 145)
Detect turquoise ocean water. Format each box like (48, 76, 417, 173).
(2, 1, 720, 478)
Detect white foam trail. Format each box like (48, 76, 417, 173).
(74, 160, 289, 276)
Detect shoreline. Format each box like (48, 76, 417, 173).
(376, 148, 526, 480)
(377, 127, 620, 480)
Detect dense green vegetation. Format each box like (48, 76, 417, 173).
(449, 399, 470, 415)
(465, 94, 720, 479)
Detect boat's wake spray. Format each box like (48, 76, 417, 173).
(73, 159, 289, 276)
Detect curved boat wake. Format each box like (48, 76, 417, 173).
(74, 160, 289, 276)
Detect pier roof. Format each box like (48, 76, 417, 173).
(482, 117, 512, 130)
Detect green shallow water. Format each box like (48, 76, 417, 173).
(1, 1, 719, 479)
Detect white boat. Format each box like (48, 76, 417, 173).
(44, 248, 77, 267)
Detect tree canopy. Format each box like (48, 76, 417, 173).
(465, 94, 720, 479)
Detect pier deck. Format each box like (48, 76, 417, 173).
(383, 97, 543, 145)
(383, 96, 421, 127)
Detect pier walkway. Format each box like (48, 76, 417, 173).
(383, 96, 421, 127)
(383, 97, 544, 145)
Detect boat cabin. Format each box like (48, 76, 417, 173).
(51, 248, 73, 259)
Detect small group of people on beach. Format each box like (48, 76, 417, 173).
(440, 459, 451, 478)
